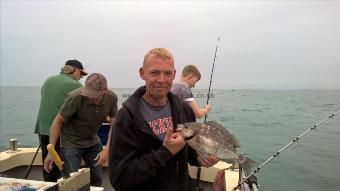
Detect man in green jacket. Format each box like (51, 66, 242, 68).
(34, 59, 87, 182)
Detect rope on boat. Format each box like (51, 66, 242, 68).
(232, 110, 340, 191)
(196, 36, 221, 191)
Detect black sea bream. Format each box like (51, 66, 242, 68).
(177, 121, 256, 170)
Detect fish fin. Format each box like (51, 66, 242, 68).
(206, 121, 241, 148)
(205, 121, 221, 128)
(230, 134, 241, 148)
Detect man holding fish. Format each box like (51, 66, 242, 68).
(108, 48, 218, 191)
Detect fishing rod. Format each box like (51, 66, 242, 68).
(23, 144, 41, 179)
(195, 36, 220, 191)
(204, 36, 220, 123)
(232, 110, 340, 191)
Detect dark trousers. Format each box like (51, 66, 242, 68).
(60, 144, 103, 186)
(39, 134, 61, 182)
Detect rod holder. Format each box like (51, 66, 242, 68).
(9, 139, 18, 152)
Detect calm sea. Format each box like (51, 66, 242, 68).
(1, 87, 339, 191)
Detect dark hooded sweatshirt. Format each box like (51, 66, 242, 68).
(109, 86, 200, 191)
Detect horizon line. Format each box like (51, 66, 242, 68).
(1, 85, 339, 91)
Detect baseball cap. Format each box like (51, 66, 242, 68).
(81, 73, 107, 98)
(65, 59, 88, 76)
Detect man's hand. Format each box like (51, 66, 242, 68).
(94, 148, 108, 166)
(43, 153, 54, 173)
(205, 104, 212, 113)
(163, 128, 186, 155)
(197, 154, 219, 168)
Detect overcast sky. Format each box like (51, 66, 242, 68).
(1, 0, 339, 89)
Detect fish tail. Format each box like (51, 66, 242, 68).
(239, 155, 257, 174)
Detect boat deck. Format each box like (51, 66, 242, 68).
(0, 148, 227, 191)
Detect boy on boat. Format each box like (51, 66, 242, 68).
(171, 65, 211, 119)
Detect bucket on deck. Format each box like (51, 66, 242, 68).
(97, 123, 110, 145)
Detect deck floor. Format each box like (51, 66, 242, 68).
(1, 166, 214, 191)
(1, 166, 112, 190)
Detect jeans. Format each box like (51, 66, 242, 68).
(60, 144, 103, 187)
(39, 135, 61, 182)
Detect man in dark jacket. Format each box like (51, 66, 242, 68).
(108, 48, 217, 191)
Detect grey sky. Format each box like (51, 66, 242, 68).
(1, 1, 339, 89)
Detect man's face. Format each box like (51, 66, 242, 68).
(74, 68, 82, 81)
(187, 75, 199, 88)
(140, 55, 176, 99)
(88, 90, 105, 105)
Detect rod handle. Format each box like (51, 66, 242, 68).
(47, 144, 64, 171)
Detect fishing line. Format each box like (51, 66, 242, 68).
(232, 111, 340, 191)
(195, 36, 220, 191)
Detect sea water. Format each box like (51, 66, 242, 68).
(1, 87, 339, 191)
